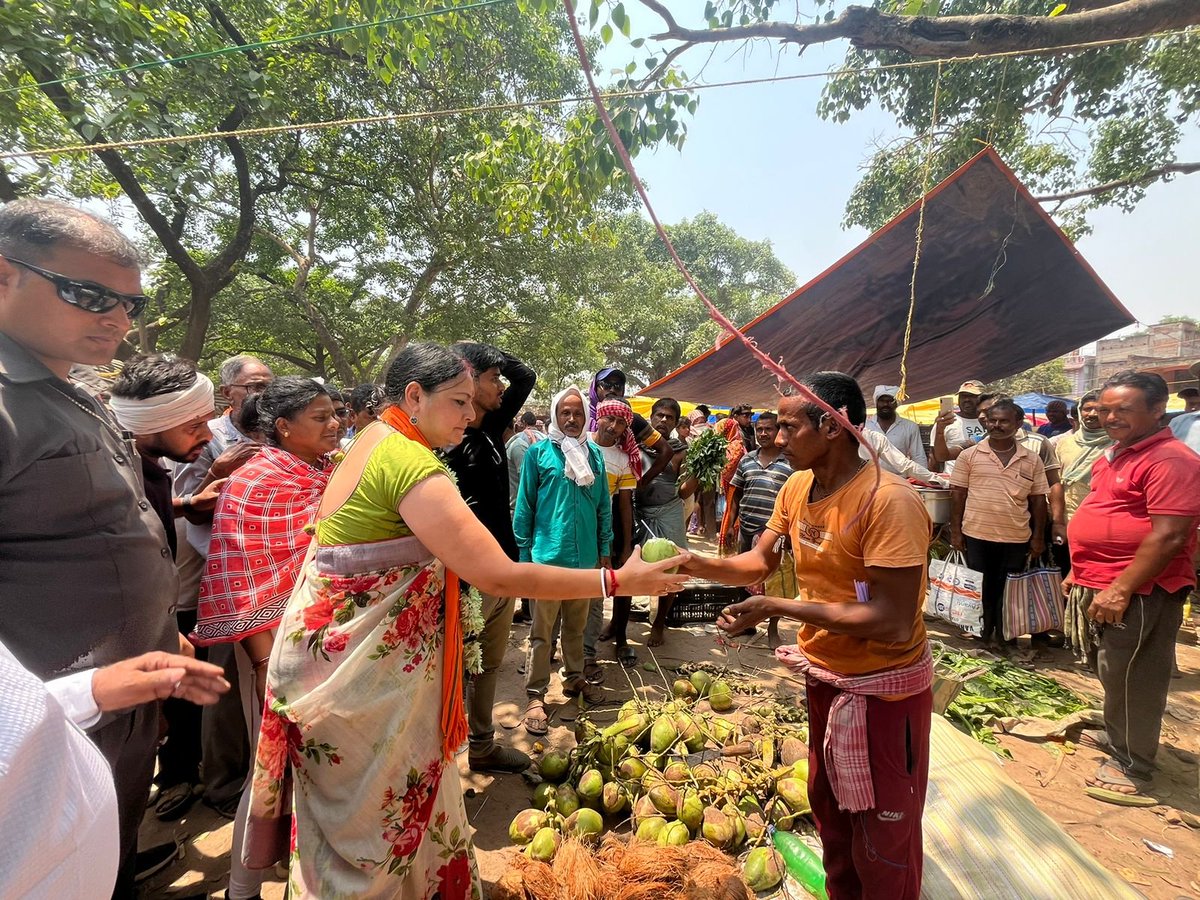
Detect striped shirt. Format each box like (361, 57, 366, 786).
(950, 439, 1049, 543)
(731, 450, 793, 536)
(592, 438, 636, 496)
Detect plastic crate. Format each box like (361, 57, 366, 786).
(666, 583, 750, 627)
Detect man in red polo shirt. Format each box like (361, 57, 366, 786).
(1067, 370, 1200, 799)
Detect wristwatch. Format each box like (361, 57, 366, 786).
(181, 493, 195, 511)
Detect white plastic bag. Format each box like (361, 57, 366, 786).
(926, 551, 985, 636)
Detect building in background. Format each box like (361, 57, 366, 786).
(1063, 321, 1199, 397)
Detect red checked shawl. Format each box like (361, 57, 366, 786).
(776, 642, 933, 812)
(193, 447, 331, 645)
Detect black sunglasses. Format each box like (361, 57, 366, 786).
(3, 255, 149, 318)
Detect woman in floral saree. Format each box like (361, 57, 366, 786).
(248, 343, 689, 899)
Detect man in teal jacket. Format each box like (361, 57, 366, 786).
(514, 386, 610, 732)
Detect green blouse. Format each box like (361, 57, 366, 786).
(316, 431, 448, 545)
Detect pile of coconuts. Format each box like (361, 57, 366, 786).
(508, 678, 811, 894)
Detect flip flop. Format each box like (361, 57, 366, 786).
(1078, 728, 1111, 753)
(155, 782, 199, 822)
(523, 699, 549, 736)
(1086, 759, 1151, 796)
(616, 645, 637, 668)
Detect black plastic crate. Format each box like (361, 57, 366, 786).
(665, 583, 750, 627)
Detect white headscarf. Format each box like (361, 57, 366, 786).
(110, 373, 215, 435)
(548, 386, 595, 487)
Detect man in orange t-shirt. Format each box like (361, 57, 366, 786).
(683, 372, 933, 900)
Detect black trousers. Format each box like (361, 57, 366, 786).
(156, 609, 203, 787)
(964, 535, 1029, 642)
(89, 704, 159, 899)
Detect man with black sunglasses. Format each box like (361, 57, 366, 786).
(0, 198, 179, 898)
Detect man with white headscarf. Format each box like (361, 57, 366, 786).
(513, 386, 611, 735)
(109, 353, 225, 825)
(865, 385, 928, 467)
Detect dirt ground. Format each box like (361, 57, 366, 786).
(141, 543, 1200, 899)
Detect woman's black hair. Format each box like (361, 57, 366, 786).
(384, 342, 469, 401)
(350, 383, 385, 415)
(799, 372, 867, 430)
(243, 376, 329, 445)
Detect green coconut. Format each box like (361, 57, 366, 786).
(565, 807, 604, 842)
(577, 768, 604, 803)
(672, 678, 698, 701)
(688, 669, 713, 697)
(532, 782, 557, 810)
(743, 846, 785, 892)
(676, 712, 705, 753)
(700, 806, 735, 850)
(648, 782, 680, 816)
(657, 819, 691, 847)
(526, 827, 560, 863)
(539, 751, 570, 783)
(508, 809, 549, 845)
(775, 777, 811, 815)
(708, 680, 734, 712)
(650, 715, 678, 754)
(676, 789, 704, 833)
(602, 781, 630, 816)
(635, 817, 667, 842)
(662, 760, 690, 786)
(555, 783, 580, 818)
(617, 757, 649, 784)
(641, 538, 680, 573)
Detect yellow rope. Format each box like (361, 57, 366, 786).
(896, 61, 942, 405)
(2, 27, 1192, 162)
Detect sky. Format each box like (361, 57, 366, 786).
(599, 8, 1199, 346)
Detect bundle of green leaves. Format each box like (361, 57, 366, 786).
(684, 427, 729, 490)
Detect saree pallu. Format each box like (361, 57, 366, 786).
(247, 534, 480, 900)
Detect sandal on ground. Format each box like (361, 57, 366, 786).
(563, 677, 605, 706)
(155, 781, 199, 822)
(583, 660, 605, 685)
(616, 644, 637, 668)
(523, 699, 549, 736)
(1078, 728, 1111, 753)
(1086, 759, 1150, 795)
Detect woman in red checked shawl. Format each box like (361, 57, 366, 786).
(193, 376, 340, 900)
(246, 343, 690, 899)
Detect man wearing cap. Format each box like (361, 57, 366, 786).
(0, 198, 179, 897)
(932, 380, 987, 474)
(866, 385, 927, 466)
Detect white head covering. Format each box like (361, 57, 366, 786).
(109, 373, 215, 435)
(873, 385, 901, 404)
(548, 386, 595, 487)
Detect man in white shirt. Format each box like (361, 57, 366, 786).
(0, 640, 228, 899)
(866, 385, 927, 466)
(931, 379, 987, 474)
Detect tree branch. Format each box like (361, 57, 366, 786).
(639, 0, 1200, 60)
(1034, 161, 1200, 202)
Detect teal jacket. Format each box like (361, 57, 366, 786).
(513, 438, 612, 567)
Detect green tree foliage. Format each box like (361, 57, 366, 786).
(820, 2, 1200, 237)
(0, 0, 689, 360)
(988, 358, 1072, 396)
(584, 211, 796, 386)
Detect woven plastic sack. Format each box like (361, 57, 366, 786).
(926, 551, 984, 636)
(1002, 558, 1063, 640)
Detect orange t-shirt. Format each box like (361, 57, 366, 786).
(765, 465, 931, 676)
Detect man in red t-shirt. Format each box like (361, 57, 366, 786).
(1066, 370, 1200, 799)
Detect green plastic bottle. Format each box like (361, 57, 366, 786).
(771, 829, 828, 900)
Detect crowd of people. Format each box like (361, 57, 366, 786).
(2, 196, 1198, 900)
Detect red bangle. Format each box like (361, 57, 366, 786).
(609, 567, 620, 596)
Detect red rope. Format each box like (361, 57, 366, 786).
(561, 0, 881, 519)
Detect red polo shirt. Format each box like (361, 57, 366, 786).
(1068, 428, 1200, 595)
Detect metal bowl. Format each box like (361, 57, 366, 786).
(917, 487, 952, 524)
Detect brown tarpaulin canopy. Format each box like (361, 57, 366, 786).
(639, 149, 1134, 407)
